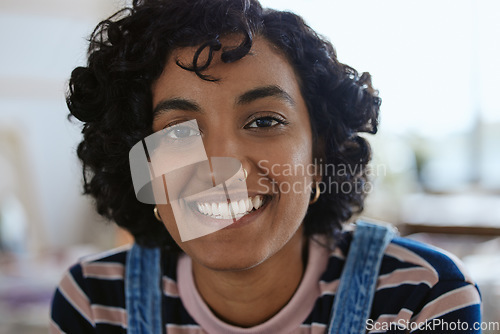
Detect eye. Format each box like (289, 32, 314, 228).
(163, 124, 200, 139)
(245, 116, 286, 129)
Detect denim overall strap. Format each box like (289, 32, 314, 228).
(328, 221, 396, 334)
(125, 244, 162, 334)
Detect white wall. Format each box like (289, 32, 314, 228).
(0, 0, 126, 251)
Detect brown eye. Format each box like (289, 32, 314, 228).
(246, 117, 280, 128)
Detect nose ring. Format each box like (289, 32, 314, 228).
(239, 167, 248, 181)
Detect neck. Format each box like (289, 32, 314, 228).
(191, 231, 307, 327)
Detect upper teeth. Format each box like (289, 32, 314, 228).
(195, 195, 265, 219)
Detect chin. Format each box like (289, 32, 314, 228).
(184, 238, 269, 272)
(202, 260, 262, 272)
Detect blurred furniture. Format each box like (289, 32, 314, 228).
(399, 192, 500, 236)
(0, 126, 45, 254)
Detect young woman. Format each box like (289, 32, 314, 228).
(50, 0, 481, 333)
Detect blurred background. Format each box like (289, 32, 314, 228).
(0, 0, 499, 332)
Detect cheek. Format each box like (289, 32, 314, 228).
(262, 137, 314, 202)
(281, 135, 314, 204)
(157, 204, 182, 242)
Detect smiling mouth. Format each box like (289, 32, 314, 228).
(189, 195, 269, 220)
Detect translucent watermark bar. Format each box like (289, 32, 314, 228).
(129, 120, 248, 241)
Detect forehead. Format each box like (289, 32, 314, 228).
(151, 37, 302, 106)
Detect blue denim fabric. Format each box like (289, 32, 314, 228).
(328, 221, 396, 334)
(125, 244, 163, 334)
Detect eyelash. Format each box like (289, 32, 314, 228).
(244, 114, 289, 129)
(162, 118, 192, 129)
(160, 113, 289, 134)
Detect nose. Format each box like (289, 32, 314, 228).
(198, 130, 250, 185)
(202, 128, 242, 159)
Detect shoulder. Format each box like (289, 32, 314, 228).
(382, 236, 476, 285)
(326, 230, 477, 290)
(77, 244, 131, 279)
(60, 243, 132, 293)
(50, 245, 132, 332)
(374, 235, 481, 330)
(322, 230, 478, 288)
(51, 244, 182, 332)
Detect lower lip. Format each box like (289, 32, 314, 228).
(187, 196, 271, 230)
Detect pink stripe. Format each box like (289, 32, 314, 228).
(82, 262, 125, 280)
(375, 314, 398, 324)
(412, 284, 481, 323)
(81, 244, 132, 262)
(49, 319, 64, 334)
(385, 244, 438, 277)
(377, 267, 438, 290)
(328, 246, 345, 260)
(367, 314, 399, 333)
(310, 323, 328, 334)
(59, 272, 94, 326)
(319, 279, 340, 296)
(163, 276, 179, 297)
(368, 309, 413, 333)
(92, 305, 128, 327)
(397, 308, 414, 321)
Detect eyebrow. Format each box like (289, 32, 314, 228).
(236, 85, 295, 107)
(153, 98, 202, 118)
(153, 84, 295, 118)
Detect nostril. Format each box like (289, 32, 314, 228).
(208, 157, 244, 186)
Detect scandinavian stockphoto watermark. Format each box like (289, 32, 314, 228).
(366, 318, 500, 332)
(256, 159, 386, 196)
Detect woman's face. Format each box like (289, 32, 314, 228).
(152, 37, 314, 271)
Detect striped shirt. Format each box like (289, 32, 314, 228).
(50, 233, 481, 333)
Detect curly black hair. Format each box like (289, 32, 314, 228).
(67, 0, 380, 250)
